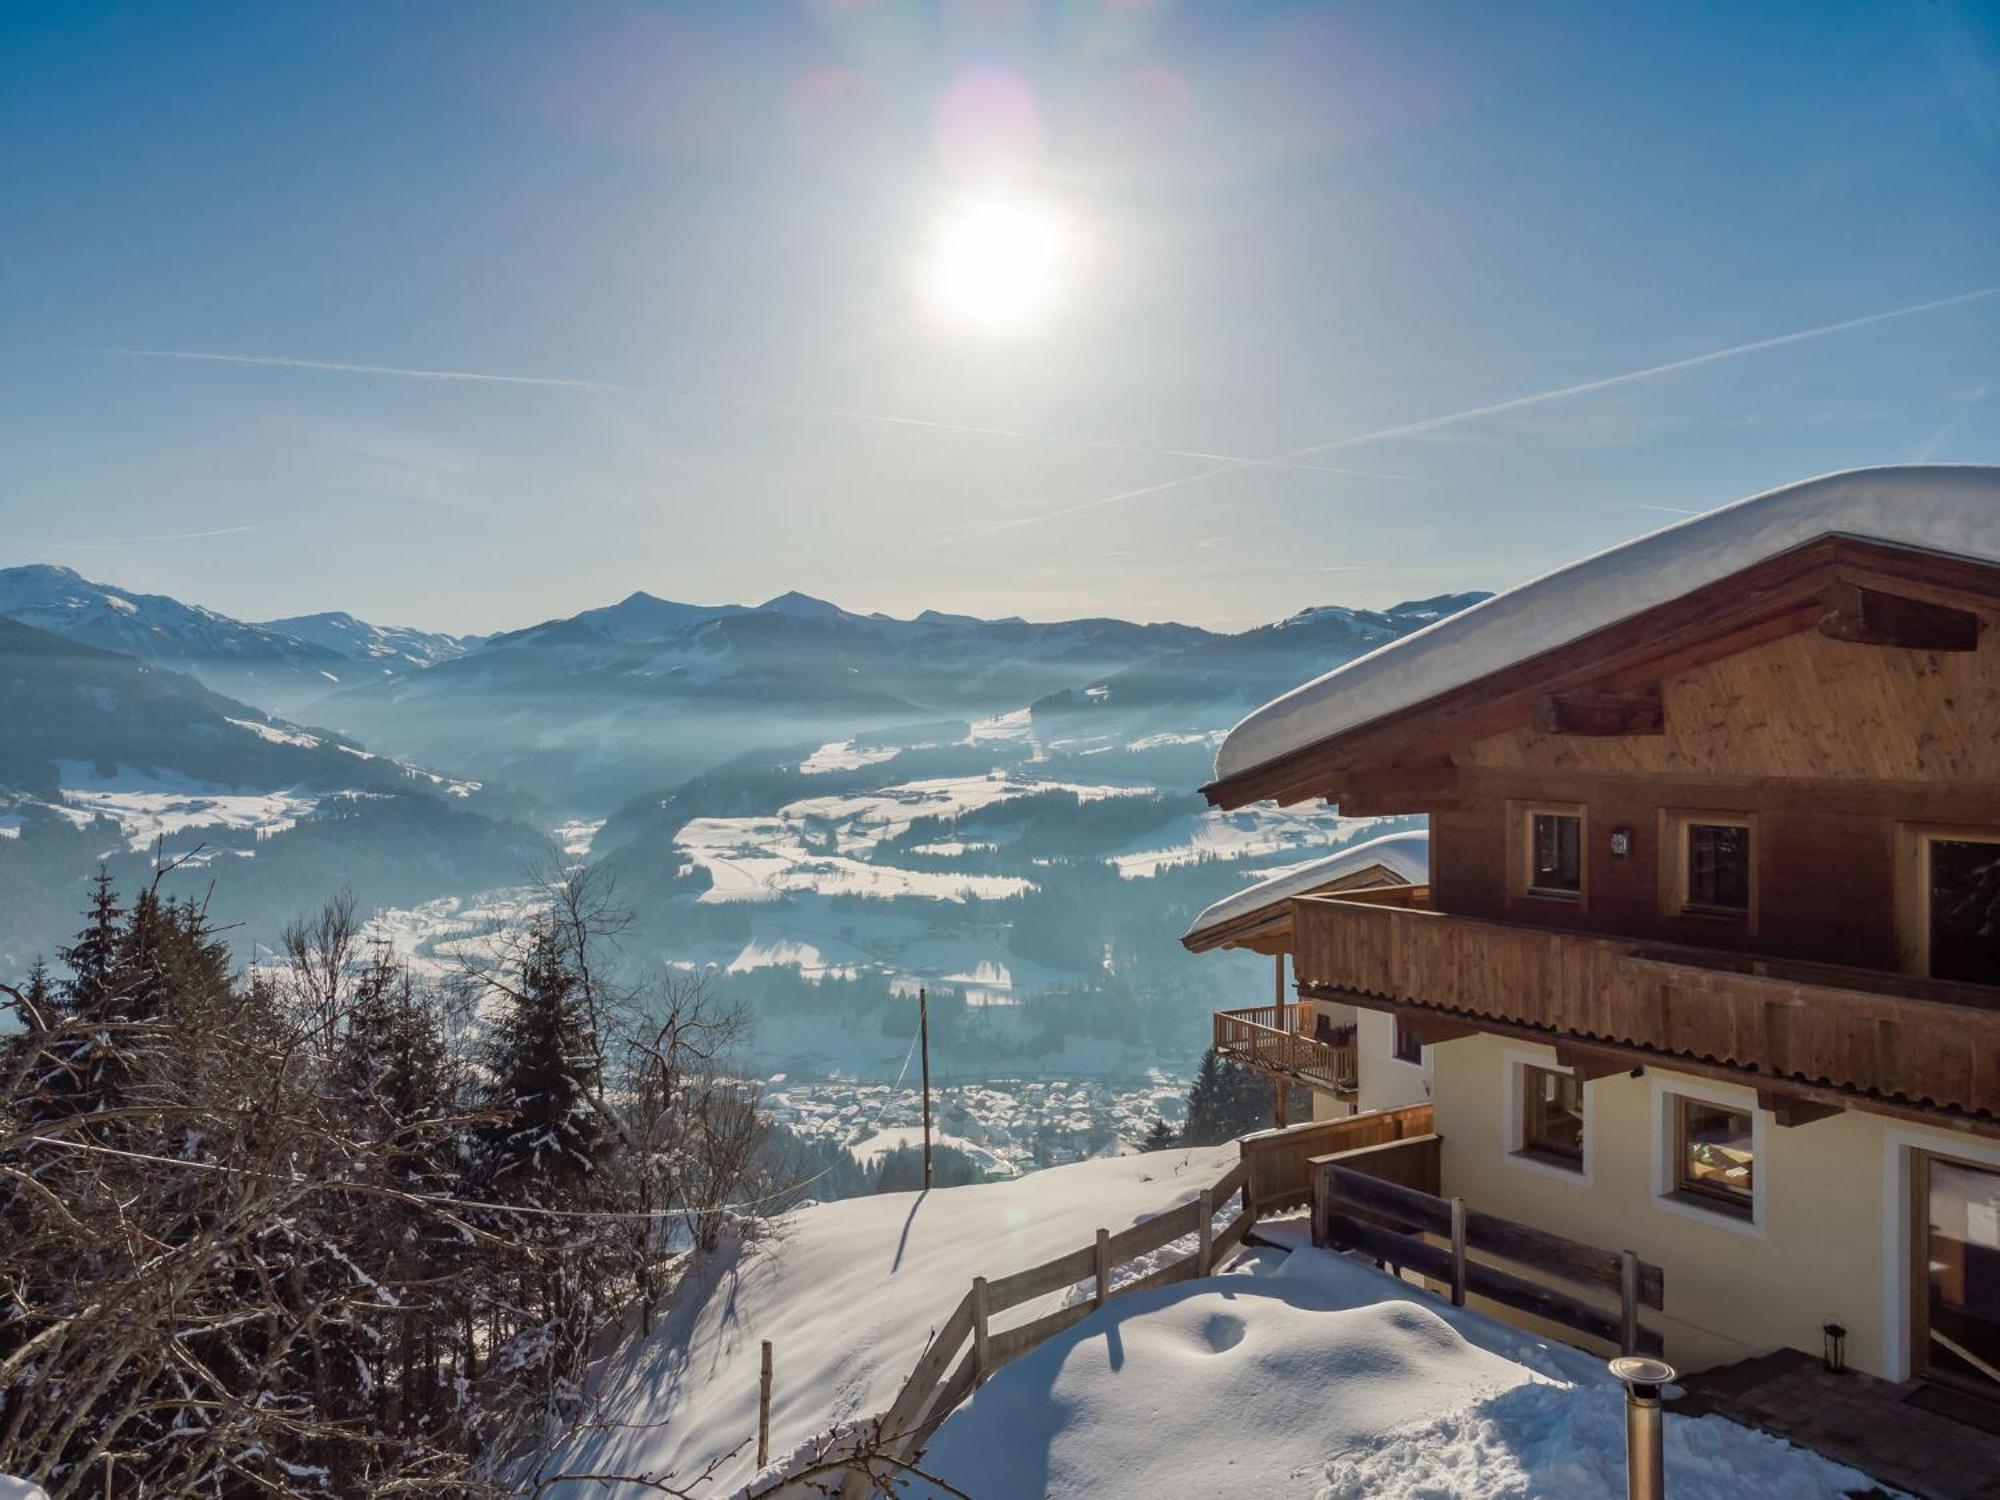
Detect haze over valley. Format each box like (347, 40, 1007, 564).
(0, 560, 1463, 1152)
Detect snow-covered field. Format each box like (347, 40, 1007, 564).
(60, 785, 329, 852)
(675, 771, 1152, 905)
(531, 1152, 1895, 1500)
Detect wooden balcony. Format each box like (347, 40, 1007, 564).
(1291, 891, 2000, 1130)
(1212, 1001, 1357, 1097)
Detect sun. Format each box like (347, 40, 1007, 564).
(920, 195, 1069, 334)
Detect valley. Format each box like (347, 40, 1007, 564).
(0, 564, 1462, 1123)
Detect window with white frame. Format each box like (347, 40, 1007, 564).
(1518, 1064, 1585, 1171)
(1672, 1096, 1752, 1224)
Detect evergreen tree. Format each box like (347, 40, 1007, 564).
(1179, 1047, 1300, 1145)
(483, 922, 604, 1202)
(1142, 1117, 1178, 1151)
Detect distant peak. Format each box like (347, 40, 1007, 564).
(758, 590, 845, 619)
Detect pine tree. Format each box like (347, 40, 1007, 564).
(1179, 1047, 1294, 1145)
(483, 923, 604, 1203)
(1142, 1117, 1178, 1151)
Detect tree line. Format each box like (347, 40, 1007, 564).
(0, 858, 786, 1498)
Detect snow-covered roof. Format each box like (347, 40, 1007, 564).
(1215, 465, 2000, 785)
(1183, 829, 1430, 944)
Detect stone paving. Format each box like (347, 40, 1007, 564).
(1675, 1347, 2000, 1500)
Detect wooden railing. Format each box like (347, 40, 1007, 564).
(1293, 894, 2000, 1122)
(1314, 1147, 1666, 1357)
(1213, 1001, 1357, 1095)
(1238, 1102, 1435, 1214)
(831, 1158, 1254, 1498)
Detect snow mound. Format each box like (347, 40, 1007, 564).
(913, 1230, 1892, 1499)
(917, 1284, 1528, 1497)
(1216, 465, 2000, 788)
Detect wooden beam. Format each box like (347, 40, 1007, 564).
(1555, 1042, 1633, 1083)
(1328, 763, 1460, 817)
(1757, 1090, 1843, 1128)
(1305, 985, 2000, 1141)
(1406, 1015, 1480, 1047)
(1531, 688, 1665, 737)
(1818, 583, 1980, 653)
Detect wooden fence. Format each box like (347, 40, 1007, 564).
(1237, 1102, 1435, 1214)
(1314, 1153, 1666, 1357)
(829, 1157, 1254, 1499)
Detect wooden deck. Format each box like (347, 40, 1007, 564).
(1212, 1001, 1357, 1097)
(1291, 890, 2000, 1130)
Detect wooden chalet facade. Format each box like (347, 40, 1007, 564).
(1201, 467, 2000, 1395)
(1181, 830, 1433, 1120)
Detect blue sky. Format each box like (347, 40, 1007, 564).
(2, 1, 1996, 633)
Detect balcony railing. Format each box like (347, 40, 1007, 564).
(1212, 1001, 1357, 1096)
(1291, 894, 2000, 1124)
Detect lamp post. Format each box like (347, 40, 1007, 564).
(1608, 1355, 1676, 1500)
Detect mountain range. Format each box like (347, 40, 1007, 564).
(0, 566, 474, 716)
(0, 565, 1489, 810)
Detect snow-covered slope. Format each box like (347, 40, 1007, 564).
(530, 1144, 1242, 1496)
(1216, 465, 2000, 784)
(0, 564, 352, 714)
(535, 1152, 1888, 1500)
(255, 610, 475, 672)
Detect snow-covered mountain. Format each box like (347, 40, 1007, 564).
(255, 610, 477, 673)
(0, 565, 469, 716)
(0, 564, 356, 716)
(312, 592, 1220, 807)
(1030, 592, 1492, 742)
(0, 615, 538, 970)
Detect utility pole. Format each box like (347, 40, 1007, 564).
(920, 985, 933, 1190)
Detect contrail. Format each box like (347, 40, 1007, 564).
(94, 347, 1409, 482)
(37, 523, 264, 551)
(945, 283, 2000, 537)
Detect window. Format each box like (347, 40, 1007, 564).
(1392, 1019, 1423, 1065)
(1928, 836, 2000, 986)
(1518, 1065, 1584, 1170)
(1661, 810, 1756, 929)
(1685, 820, 1751, 913)
(1528, 810, 1582, 898)
(1673, 1095, 1755, 1218)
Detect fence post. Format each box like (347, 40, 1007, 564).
(1094, 1228, 1111, 1305)
(1620, 1250, 1639, 1357)
(1449, 1197, 1467, 1307)
(757, 1339, 772, 1469)
(971, 1276, 990, 1386)
(1311, 1161, 1330, 1249)
(1198, 1188, 1215, 1275)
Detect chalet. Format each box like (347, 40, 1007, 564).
(1199, 466, 2000, 1400)
(1183, 829, 1433, 1118)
